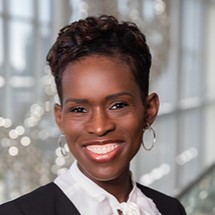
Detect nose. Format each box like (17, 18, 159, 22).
(85, 109, 115, 136)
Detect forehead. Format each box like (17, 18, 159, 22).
(63, 55, 135, 84)
(60, 55, 141, 102)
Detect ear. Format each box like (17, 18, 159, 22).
(144, 93, 160, 126)
(54, 103, 63, 133)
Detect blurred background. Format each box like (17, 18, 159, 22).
(0, 0, 215, 214)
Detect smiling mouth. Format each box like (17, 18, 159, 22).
(86, 143, 119, 155)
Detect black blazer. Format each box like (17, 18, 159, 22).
(0, 182, 186, 215)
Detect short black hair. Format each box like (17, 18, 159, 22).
(46, 15, 152, 103)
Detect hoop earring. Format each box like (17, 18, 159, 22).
(142, 123, 156, 151)
(58, 134, 70, 157)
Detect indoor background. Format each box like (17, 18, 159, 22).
(0, 0, 215, 214)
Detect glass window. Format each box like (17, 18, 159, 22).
(177, 109, 202, 188)
(180, 50, 201, 98)
(142, 0, 154, 22)
(180, 0, 202, 99)
(204, 104, 215, 166)
(11, 88, 35, 121)
(0, 17, 3, 100)
(40, 24, 51, 38)
(8, 0, 34, 18)
(1, 0, 53, 204)
(39, 0, 51, 23)
(151, 116, 177, 195)
(178, 109, 201, 149)
(151, 67, 176, 108)
(206, 2, 215, 99)
(9, 20, 34, 74)
(0, 18, 3, 68)
(0, 0, 2, 13)
(133, 115, 177, 195)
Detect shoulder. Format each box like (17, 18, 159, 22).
(0, 182, 80, 215)
(0, 183, 58, 214)
(137, 183, 187, 215)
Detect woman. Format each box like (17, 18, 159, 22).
(0, 15, 186, 215)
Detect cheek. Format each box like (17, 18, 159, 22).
(62, 120, 82, 142)
(122, 117, 144, 144)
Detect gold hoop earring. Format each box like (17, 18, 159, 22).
(142, 123, 156, 151)
(58, 134, 70, 157)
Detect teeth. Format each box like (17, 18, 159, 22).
(86, 144, 118, 154)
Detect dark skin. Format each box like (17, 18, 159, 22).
(89, 165, 132, 202)
(54, 55, 159, 204)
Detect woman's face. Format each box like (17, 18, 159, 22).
(54, 55, 159, 183)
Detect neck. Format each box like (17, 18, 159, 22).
(95, 169, 133, 203)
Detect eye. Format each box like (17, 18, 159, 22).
(70, 107, 87, 113)
(110, 102, 128, 110)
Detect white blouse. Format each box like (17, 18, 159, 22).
(54, 161, 162, 215)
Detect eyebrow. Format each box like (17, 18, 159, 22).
(105, 92, 134, 100)
(64, 92, 134, 104)
(64, 98, 88, 104)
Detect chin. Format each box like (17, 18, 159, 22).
(88, 166, 130, 183)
